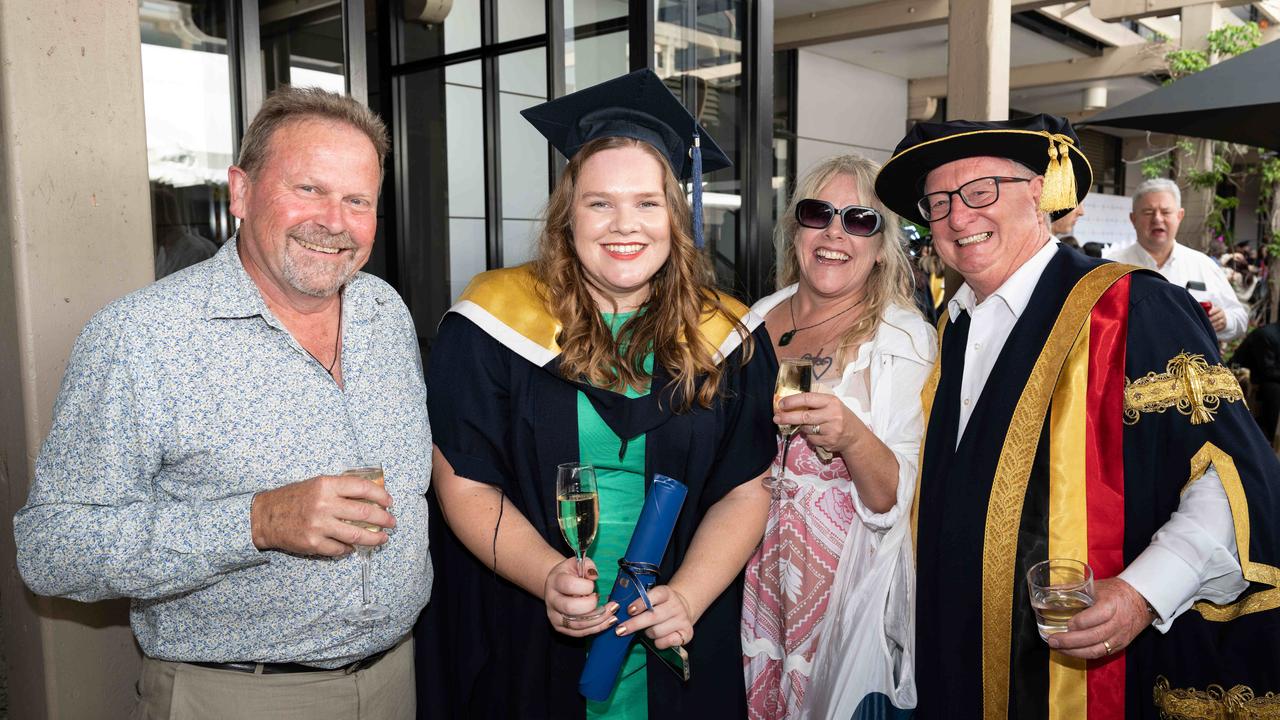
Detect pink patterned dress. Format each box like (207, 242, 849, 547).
(741, 432, 857, 720)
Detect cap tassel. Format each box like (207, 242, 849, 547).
(691, 131, 705, 249)
(1039, 136, 1078, 214)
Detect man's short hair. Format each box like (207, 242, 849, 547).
(237, 86, 390, 179)
(1132, 178, 1182, 211)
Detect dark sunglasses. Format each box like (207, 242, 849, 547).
(795, 199, 884, 237)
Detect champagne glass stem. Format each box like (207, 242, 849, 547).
(576, 550, 584, 578)
(778, 431, 796, 484)
(360, 547, 374, 606)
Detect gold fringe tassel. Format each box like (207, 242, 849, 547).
(1038, 136, 1079, 214)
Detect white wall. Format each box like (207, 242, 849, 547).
(795, 50, 908, 176)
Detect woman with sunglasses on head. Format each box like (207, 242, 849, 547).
(741, 154, 935, 719)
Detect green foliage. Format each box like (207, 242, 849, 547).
(1261, 157, 1280, 203)
(1164, 49, 1208, 81)
(1163, 23, 1261, 82)
(1141, 152, 1174, 179)
(1157, 23, 1267, 251)
(1187, 154, 1233, 189)
(1206, 22, 1262, 57)
(1205, 195, 1240, 243)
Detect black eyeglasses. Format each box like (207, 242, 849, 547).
(795, 199, 884, 237)
(916, 176, 1031, 222)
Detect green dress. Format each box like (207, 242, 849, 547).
(580, 311, 650, 719)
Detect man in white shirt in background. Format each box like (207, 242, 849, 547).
(1110, 178, 1247, 342)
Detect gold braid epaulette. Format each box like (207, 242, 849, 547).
(1154, 675, 1280, 719)
(1124, 352, 1244, 425)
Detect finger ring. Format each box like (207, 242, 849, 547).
(675, 629, 687, 645)
(809, 424, 822, 435)
(1103, 640, 1112, 655)
(562, 615, 572, 629)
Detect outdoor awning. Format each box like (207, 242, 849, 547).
(1081, 39, 1280, 151)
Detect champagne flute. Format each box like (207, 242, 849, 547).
(763, 358, 814, 493)
(556, 462, 606, 621)
(341, 464, 391, 623)
(1026, 558, 1095, 640)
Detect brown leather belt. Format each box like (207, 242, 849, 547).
(187, 643, 395, 676)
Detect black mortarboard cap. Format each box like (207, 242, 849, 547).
(875, 114, 1093, 223)
(521, 68, 731, 180)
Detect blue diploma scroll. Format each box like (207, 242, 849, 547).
(578, 474, 689, 701)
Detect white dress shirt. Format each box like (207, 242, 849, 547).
(1108, 241, 1248, 342)
(946, 240, 1246, 630)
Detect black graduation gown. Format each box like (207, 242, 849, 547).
(915, 246, 1280, 720)
(415, 266, 778, 719)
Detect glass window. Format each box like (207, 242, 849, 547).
(139, 0, 235, 279)
(259, 0, 346, 93)
(565, 30, 629, 93)
(656, 0, 746, 290)
(401, 0, 481, 63)
(498, 0, 546, 43)
(567, 0, 629, 26)
(399, 61, 486, 344)
(499, 49, 550, 267)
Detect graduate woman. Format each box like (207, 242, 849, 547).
(415, 70, 777, 718)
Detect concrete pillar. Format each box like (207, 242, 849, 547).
(946, 0, 1011, 120)
(0, 1, 153, 717)
(1176, 3, 1220, 254)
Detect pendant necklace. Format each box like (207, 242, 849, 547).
(779, 294, 862, 347)
(304, 301, 343, 378)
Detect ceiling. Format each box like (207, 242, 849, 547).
(773, 0, 1193, 117)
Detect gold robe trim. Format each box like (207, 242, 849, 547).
(450, 264, 756, 367)
(1185, 443, 1280, 621)
(979, 262, 1136, 719)
(1123, 352, 1244, 426)
(1153, 675, 1280, 719)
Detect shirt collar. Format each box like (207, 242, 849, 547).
(948, 240, 1058, 322)
(1129, 241, 1181, 271)
(201, 237, 388, 323)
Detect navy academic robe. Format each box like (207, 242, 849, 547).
(915, 247, 1280, 720)
(415, 266, 778, 719)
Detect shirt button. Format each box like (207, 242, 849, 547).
(963, 398, 972, 406)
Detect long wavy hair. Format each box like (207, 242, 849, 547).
(776, 154, 920, 367)
(533, 136, 752, 411)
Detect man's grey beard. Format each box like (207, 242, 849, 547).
(282, 225, 360, 298)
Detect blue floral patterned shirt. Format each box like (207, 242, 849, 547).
(15, 240, 432, 667)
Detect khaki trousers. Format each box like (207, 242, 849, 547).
(133, 637, 414, 720)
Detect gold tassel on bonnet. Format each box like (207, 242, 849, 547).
(872, 114, 1095, 227)
(1038, 133, 1079, 214)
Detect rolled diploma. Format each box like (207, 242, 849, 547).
(578, 473, 688, 701)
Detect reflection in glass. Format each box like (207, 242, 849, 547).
(656, 0, 745, 290)
(401, 0, 481, 64)
(139, 0, 235, 278)
(259, 0, 345, 94)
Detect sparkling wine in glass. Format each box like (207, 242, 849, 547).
(341, 465, 391, 624)
(555, 462, 605, 621)
(1026, 558, 1095, 640)
(763, 358, 814, 493)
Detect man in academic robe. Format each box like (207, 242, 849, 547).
(874, 115, 1280, 720)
